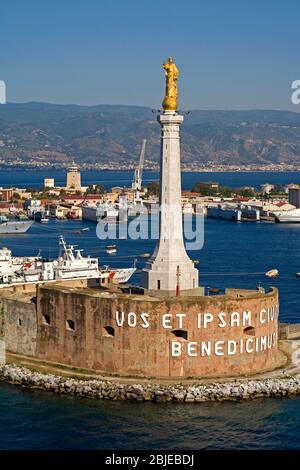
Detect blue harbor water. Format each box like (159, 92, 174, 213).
(1, 169, 300, 190)
(0, 170, 300, 449)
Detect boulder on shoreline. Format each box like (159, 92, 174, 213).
(1, 364, 300, 403)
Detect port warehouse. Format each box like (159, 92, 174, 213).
(0, 280, 285, 378)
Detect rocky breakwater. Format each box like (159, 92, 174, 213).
(1, 364, 300, 402)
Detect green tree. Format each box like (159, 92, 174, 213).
(269, 184, 285, 195)
(192, 182, 256, 198)
(147, 181, 159, 197)
(94, 184, 105, 194)
(192, 182, 218, 196)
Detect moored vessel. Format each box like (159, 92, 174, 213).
(274, 209, 300, 223)
(0, 236, 136, 287)
(0, 215, 33, 234)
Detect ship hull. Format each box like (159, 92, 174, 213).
(108, 267, 136, 284)
(0, 220, 34, 234)
(275, 218, 300, 223)
(275, 210, 300, 223)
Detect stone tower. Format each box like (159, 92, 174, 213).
(142, 58, 199, 293)
(66, 162, 81, 191)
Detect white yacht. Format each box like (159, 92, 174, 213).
(274, 209, 300, 223)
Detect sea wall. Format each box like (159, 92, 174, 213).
(1, 364, 300, 402)
(35, 285, 281, 378)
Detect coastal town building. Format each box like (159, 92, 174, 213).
(44, 178, 55, 188)
(288, 186, 300, 208)
(0, 188, 14, 202)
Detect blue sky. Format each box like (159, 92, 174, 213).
(1, 0, 300, 110)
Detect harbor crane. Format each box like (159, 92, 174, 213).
(132, 139, 147, 204)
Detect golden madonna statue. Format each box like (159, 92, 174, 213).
(162, 56, 179, 110)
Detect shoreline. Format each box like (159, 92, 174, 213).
(0, 168, 300, 173)
(2, 363, 300, 403)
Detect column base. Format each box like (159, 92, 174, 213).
(142, 286, 205, 298)
(141, 261, 199, 292)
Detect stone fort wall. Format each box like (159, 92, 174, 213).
(31, 284, 280, 378)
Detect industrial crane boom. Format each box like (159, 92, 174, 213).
(132, 139, 147, 202)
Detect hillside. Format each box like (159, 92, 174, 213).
(1, 102, 300, 165)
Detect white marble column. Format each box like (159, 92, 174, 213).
(142, 110, 199, 292)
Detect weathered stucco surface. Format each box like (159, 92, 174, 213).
(0, 295, 36, 356)
(0, 282, 281, 379)
(34, 285, 280, 378)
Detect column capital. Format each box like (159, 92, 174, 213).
(158, 111, 184, 126)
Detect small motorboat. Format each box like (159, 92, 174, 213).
(265, 269, 279, 278)
(106, 245, 117, 254)
(81, 227, 90, 232)
(296, 273, 300, 278)
(208, 287, 220, 294)
(139, 253, 150, 258)
(40, 218, 49, 223)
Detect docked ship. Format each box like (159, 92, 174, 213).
(82, 202, 128, 223)
(0, 215, 33, 234)
(0, 236, 136, 287)
(82, 203, 119, 223)
(274, 209, 300, 223)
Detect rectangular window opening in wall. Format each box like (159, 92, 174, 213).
(157, 280, 161, 290)
(18, 319, 22, 327)
(42, 314, 51, 325)
(66, 319, 75, 331)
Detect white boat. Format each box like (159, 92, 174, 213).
(274, 209, 300, 223)
(53, 236, 99, 280)
(265, 269, 279, 278)
(0, 246, 40, 274)
(106, 244, 117, 254)
(99, 265, 136, 284)
(0, 236, 136, 287)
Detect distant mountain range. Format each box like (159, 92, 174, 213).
(1, 102, 300, 166)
